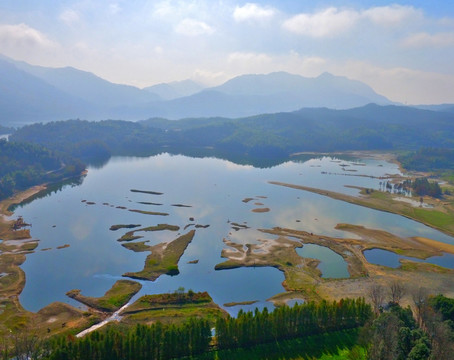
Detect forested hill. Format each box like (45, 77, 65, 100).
(0, 125, 11, 135)
(0, 140, 85, 199)
(10, 104, 454, 164)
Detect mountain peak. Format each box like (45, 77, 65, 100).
(143, 79, 205, 100)
(317, 72, 335, 79)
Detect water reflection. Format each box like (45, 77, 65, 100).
(296, 244, 349, 278)
(16, 153, 454, 314)
(364, 249, 454, 269)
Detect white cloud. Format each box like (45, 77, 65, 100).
(438, 17, 454, 27)
(228, 51, 272, 64)
(193, 69, 227, 85)
(175, 18, 214, 36)
(332, 61, 454, 104)
(283, 7, 360, 38)
(362, 5, 421, 26)
(109, 3, 121, 15)
(233, 3, 276, 22)
(283, 5, 422, 38)
(0, 23, 56, 49)
(401, 32, 454, 48)
(221, 52, 328, 82)
(153, 1, 178, 18)
(59, 9, 81, 25)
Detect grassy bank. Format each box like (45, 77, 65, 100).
(269, 181, 454, 237)
(123, 230, 196, 280)
(66, 280, 142, 312)
(120, 290, 228, 325)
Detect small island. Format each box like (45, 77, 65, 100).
(123, 230, 196, 280)
(66, 280, 142, 312)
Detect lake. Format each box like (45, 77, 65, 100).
(13, 153, 454, 315)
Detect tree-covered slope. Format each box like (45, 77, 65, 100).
(10, 104, 454, 164)
(0, 140, 84, 199)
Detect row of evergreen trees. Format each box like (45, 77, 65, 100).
(32, 298, 371, 360)
(43, 318, 211, 360)
(216, 298, 372, 349)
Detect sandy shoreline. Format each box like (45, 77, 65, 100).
(0, 185, 47, 218)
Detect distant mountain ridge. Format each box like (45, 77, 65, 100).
(0, 55, 403, 125)
(0, 58, 97, 125)
(412, 104, 454, 114)
(143, 79, 205, 100)
(12, 61, 160, 107)
(11, 104, 454, 167)
(212, 71, 389, 104)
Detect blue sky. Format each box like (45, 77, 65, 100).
(1, 1, 454, 104)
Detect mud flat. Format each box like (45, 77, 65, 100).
(0, 185, 100, 340)
(109, 224, 141, 231)
(123, 230, 196, 281)
(116, 223, 179, 242)
(252, 208, 270, 213)
(335, 224, 454, 258)
(130, 189, 163, 195)
(0, 186, 46, 330)
(129, 209, 169, 216)
(216, 223, 454, 305)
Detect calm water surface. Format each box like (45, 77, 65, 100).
(14, 154, 454, 314)
(296, 244, 349, 278)
(364, 249, 454, 269)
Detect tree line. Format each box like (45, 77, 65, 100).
(398, 147, 454, 173)
(1, 298, 372, 360)
(0, 140, 85, 200)
(3, 293, 454, 359)
(215, 298, 371, 349)
(365, 280, 454, 360)
(400, 177, 443, 198)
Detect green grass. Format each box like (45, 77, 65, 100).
(411, 208, 454, 228)
(118, 232, 143, 242)
(440, 170, 454, 185)
(139, 224, 180, 232)
(224, 300, 258, 307)
(109, 224, 141, 231)
(123, 230, 196, 280)
(122, 305, 225, 326)
(120, 291, 226, 326)
(66, 280, 142, 312)
(121, 241, 150, 252)
(272, 182, 454, 237)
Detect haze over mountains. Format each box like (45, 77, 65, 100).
(1, 55, 400, 126)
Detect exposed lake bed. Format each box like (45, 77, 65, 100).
(2, 152, 454, 336)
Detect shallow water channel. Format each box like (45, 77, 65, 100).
(13, 154, 454, 315)
(364, 249, 454, 269)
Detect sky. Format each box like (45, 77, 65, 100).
(1, 1, 454, 104)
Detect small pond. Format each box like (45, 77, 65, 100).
(296, 244, 349, 278)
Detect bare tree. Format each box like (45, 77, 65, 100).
(431, 321, 454, 360)
(389, 280, 405, 304)
(411, 286, 428, 326)
(368, 283, 385, 314)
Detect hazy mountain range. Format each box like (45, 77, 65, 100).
(1, 55, 453, 126)
(0, 55, 391, 125)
